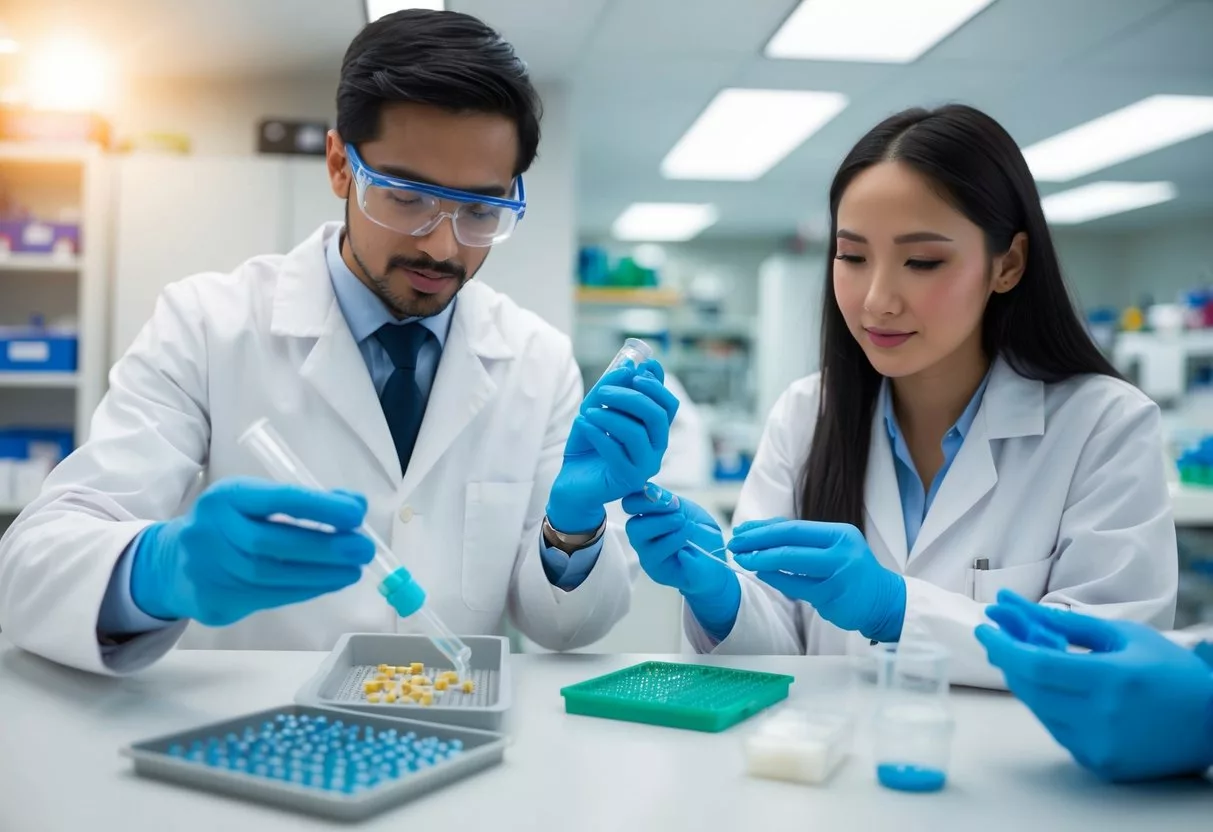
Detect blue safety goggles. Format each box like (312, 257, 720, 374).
(346, 143, 526, 247)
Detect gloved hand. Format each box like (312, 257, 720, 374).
(546, 359, 679, 534)
(728, 519, 905, 643)
(621, 485, 740, 641)
(976, 590, 1213, 783)
(130, 477, 376, 626)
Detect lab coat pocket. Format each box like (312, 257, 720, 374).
(971, 557, 1056, 604)
(462, 480, 534, 612)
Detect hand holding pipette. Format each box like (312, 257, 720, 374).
(239, 419, 472, 680)
(127, 477, 374, 627)
(620, 484, 742, 641)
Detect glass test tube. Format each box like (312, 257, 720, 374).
(238, 418, 472, 679)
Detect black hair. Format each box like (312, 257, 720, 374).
(337, 9, 542, 176)
(799, 104, 1121, 529)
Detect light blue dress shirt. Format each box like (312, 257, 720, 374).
(883, 371, 991, 553)
(98, 230, 597, 637)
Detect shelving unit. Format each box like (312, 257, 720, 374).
(0, 141, 110, 517)
(0, 253, 81, 273)
(574, 286, 682, 307)
(0, 372, 80, 389)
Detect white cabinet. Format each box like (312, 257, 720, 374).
(109, 155, 338, 361)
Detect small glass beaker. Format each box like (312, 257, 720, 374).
(870, 642, 955, 792)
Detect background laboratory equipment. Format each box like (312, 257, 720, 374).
(238, 418, 472, 681)
(870, 642, 955, 793)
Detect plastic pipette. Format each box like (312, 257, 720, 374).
(239, 418, 472, 679)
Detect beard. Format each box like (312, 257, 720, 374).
(344, 218, 470, 319)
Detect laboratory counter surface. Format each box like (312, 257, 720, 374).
(0, 638, 1208, 831)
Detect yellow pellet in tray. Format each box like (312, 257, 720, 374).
(362, 663, 472, 705)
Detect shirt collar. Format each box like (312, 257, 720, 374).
(884, 366, 993, 443)
(325, 228, 455, 347)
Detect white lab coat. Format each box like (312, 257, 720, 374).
(685, 358, 1178, 688)
(0, 223, 636, 675)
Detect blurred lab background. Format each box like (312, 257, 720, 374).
(0, 0, 1211, 649)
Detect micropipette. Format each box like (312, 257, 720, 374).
(238, 418, 472, 680)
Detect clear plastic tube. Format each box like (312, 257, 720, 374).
(598, 337, 654, 384)
(238, 418, 471, 679)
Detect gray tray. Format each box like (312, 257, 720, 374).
(295, 633, 511, 731)
(121, 705, 507, 822)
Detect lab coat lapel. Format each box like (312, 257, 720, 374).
(398, 284, 513, 498)
(272, 224, 402, 485)
(865, 383, 909, 570)
(909, 357, 1045, 561)
(910, 410, 996, 559)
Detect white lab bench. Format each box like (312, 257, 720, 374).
(0, 639, 1207, 831)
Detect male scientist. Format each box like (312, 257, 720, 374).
(0, 9, 677, 674)
(978, 590, 1213, 782)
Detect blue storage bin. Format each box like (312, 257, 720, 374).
(0, 326, 78, 372)
(0, 428, 74, 462)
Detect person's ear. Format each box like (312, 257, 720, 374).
(326, 130, 351, 200)
(992, 232, 1027, 294)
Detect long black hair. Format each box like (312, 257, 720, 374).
(337, 9, 542, 177)
(799, 104, 1120, 529)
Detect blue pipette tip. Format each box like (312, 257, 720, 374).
(378, 567, 426, 618)
(876, 764, 947, 792)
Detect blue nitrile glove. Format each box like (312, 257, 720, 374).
(130, 477, 375, 626)
(546, 359, 680, 534)
(976, 590, 1213, 783)
(729, 519, 906, 643)
(621, 485, 740, 641)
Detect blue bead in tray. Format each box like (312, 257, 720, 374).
(122, 705, 506, 822)
(167, 712, 465, 794)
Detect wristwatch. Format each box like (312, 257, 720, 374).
(542, 515, 606, 554)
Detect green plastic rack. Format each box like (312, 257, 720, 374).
(560, 661, 795, 733)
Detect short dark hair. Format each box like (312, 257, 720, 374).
(337, 9, 542, 176)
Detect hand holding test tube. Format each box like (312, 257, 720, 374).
(239, 418, 472, 680)
(602, 342, 749, 577)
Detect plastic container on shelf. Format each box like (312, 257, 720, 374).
(0, 315, 78, 373)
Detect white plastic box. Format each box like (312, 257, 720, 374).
(744, 705, 853, 785)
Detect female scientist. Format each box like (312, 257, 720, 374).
(624, 104, 1177, 688)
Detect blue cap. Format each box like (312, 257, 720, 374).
(378, 567, 426, 617)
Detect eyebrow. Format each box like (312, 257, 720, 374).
(836, 229, 953, 244)
(373, 163, 509, 197)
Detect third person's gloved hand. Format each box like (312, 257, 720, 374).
(728, 519, 905, 643)
(130, 477, 375, 626)
(976, 590, 1213, 783)
(546, 359, 679, 534)
(621, 485, 739, 642)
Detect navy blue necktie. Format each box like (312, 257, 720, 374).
(374, 323, 433, 475)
